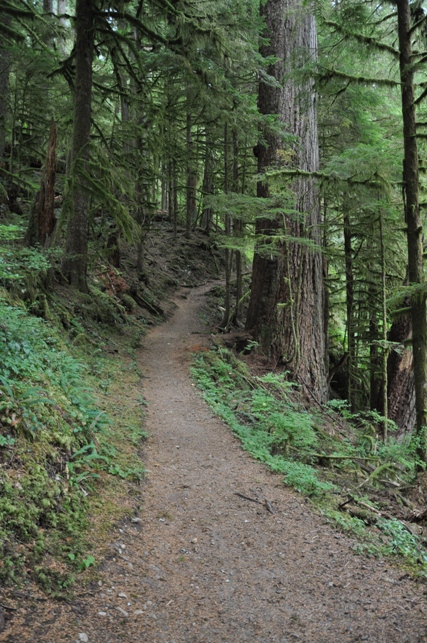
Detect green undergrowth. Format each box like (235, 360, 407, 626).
(192, 346, 427, 577)
(0, 288, 146, 593)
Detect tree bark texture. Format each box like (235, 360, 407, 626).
(63, 0, 94, 292)
(344, 209, 356, 410)
(386, 313, 415, 434)
(245, 0, 327, 402)
(185, 111, 197, 239)
(26, 118, 57, 247)
(201, 126, 214, 234)
(397, 0, 427, 458)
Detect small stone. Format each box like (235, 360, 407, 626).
(118, 592, 127, 598)
(116, 607, 129, 617)
(98, 612, 107, 617)
(79, 635, 89, 643)
(131, 517, 142, 523)
(134, 610, 144, 615)
(191, 538, 198, 544)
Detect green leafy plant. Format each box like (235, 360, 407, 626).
(378, 519, 427, 571)
(191, 348, 335, 497)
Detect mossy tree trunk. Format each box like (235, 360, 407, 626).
(62, 0, 94, 292)
(397, 0, 427, 460)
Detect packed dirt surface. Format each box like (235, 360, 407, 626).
(2, 282, 427, 642)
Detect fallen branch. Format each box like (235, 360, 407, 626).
(235, 492, 263, 505)
(264, 498, 275, 514)
(235, 492, 275, 514)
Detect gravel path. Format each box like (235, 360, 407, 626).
(2, 282, 427, 642)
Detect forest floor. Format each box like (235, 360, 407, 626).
(1, 280, 427, 642)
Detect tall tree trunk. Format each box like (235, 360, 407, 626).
(233, 128, 243, 324)
(0, 13, 10, 165)
(62, 0, 94, 292)
(245, 0, 327, 402)
(185, 110, 197, 239)
(201, 127, 214, 234)
(397, 0, 427, 461)
(344, 209, 356, 410)
(221, 123, 232, 330)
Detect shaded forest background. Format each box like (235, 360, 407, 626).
(2, 0, 427, 442)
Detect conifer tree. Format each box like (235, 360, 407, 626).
(246, 0, 327, 402)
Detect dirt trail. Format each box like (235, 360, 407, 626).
(2, 283, 427, 642)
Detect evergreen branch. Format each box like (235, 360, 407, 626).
(266, 167, 392, 189)
(317, 66, 399, 87)
(92, 80, 128, 99)
(0, 0, 33, 19)
(413, 54, 427, 65)
(0, 167, 38, 191)
(322, 19, 399, 57)
(414, 86, 427, 106)
(372, 11, 398, 26)
(92, 120, 112, 151)
(98, 33, 140, 87)
(15, 15, 53, 52)
(409, 14, 427, 36)
(47, 53, 75, 88)
(0, 18, 25, 41)
(95, 9, 168, 46)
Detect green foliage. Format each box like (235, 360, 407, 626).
(0, 286, 146, 589)
(191, 347, 336, 497)
(0, 299, 96, 586)
(323, 509, 367, 538)
(326, 399, 419, 482)
(0, 224, 51, 290)
(378, 519, 427, 572)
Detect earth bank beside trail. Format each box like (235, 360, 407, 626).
(1, 282, 427, 642)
